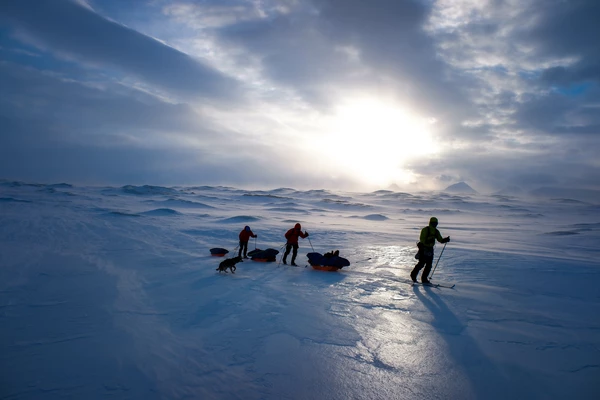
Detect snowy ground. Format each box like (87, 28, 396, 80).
(1, 181, 599, 399)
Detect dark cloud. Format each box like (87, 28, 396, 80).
(0, 61, 210, 140)
(514, 84, 600, 137)
(0, 0, 240, 101)
(514, 92, 573, 132)
(525, 0, 600, 64)
(540, 66, 600, 86)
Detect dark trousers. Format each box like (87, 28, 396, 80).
(283, 243, 299, 262)
(238, 241, 248, 257)
(412, 248, 434, 281)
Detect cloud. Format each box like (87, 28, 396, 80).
(0, 0, 598, 192)
(525, 0, 600, 75)
(0, 0, 241, 101)
(0, 60, 214, 183)
(0, 60, 359, 188)
(413, 0, 600, 189)
(427, 0, 600, 132)
(165, 0, 473, 119)
(0, 61, 213, 141)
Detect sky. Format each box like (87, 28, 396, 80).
(0, 0, 599, 193)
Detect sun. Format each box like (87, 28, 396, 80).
(317, 98, 438, 188)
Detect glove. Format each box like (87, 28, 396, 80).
(254, 234, 258, 238)
(442, 236, 450, 243)
(305, 231, 309, 237)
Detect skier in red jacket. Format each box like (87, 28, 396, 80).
(283, 223, 309, 266)
(238, 226, 257, 258)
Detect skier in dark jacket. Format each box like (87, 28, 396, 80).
(238, 226, 257, 258)
(283, 223, 309, 266)
(411, 217, 450, 284)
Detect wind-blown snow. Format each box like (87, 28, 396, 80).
(0, 181, 599, 399)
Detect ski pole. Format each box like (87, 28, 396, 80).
(305, 234, 315, 267)
(307, 233, 315, 252)
(277, 243, 287, 266)
(430, 242, 447, 279)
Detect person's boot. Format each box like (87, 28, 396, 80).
(421, 265, 432, 284)
(291, 256, 297, 266)
(282, 256, 287, 265)
(410, 269, 418, 282)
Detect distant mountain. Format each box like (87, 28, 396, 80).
(387, 183, 402, 191)
(443, 182, 478, 194)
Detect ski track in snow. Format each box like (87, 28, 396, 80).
(0, 183, 599, 399)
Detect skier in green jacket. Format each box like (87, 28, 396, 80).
(411, 217, 450, 284)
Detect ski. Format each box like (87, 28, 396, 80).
(411, 281, 455, 289)
(412, 281, 439, 288)
(436, 282, 456, 288)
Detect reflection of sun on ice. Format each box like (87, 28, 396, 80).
(319, 99, 438, 187)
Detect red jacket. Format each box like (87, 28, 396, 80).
(239, 229, 256, 242)
(285, 228, 308, 244)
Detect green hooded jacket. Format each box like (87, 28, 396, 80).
(419, 217, 444, 248)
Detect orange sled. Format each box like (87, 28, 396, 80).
(307, 252, 349, 271)
(311, 264, 342, 271)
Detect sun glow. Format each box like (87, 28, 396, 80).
(318, 99, 439, 188)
